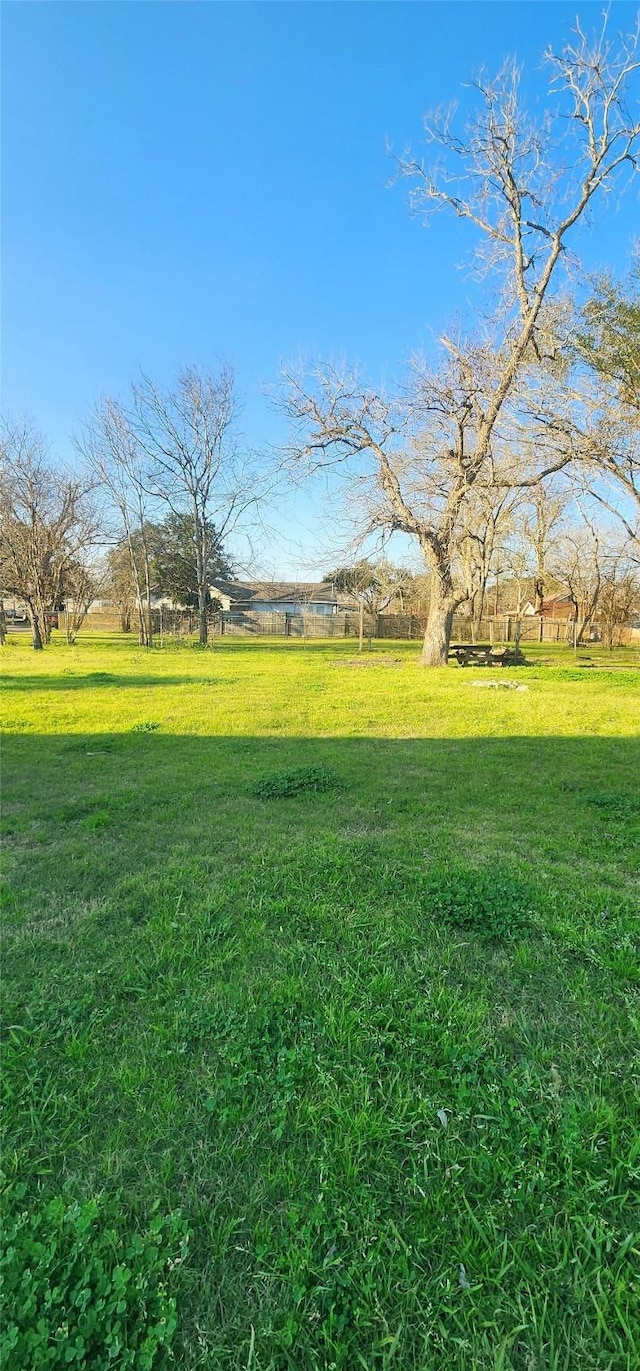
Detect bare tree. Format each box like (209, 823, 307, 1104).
(81, 368, 265, 648)
(497, 483, 570, 619)
(105, 542, 138, 632)
(325, 558, 410, 614)
(128, 366, 255, 647)
(63, 560, 105, 645)
(373, 561, 416, 615)
(598, 553, 640, 647)
(77, 399, 155, 646)
(457, 485, 525, 633)
(0, 422, 99, 650)
(282, 18, 639, 663)
(553, 519, 603, 645)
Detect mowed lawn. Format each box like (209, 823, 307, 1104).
(1, 634, 639, 1371)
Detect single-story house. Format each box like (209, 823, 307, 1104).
(523, 594, 576, 620)
(209, 580, 357, 616)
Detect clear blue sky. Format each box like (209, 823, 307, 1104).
(2, 1, 639, 572)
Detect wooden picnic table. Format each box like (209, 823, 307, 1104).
(448, 643, 524, 668)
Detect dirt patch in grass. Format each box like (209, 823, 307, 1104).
(333, 655, 405, 669)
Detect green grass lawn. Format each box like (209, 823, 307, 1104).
(1, 633, 639, 1370)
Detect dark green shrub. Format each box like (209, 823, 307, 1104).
(0, 1188, 188, 1370)
(251, 765, 344, 800)
(421, 865, 535, 939)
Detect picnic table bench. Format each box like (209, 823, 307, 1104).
(448, 643, 524, 668)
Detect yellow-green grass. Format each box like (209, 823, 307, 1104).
(1, 634, 639, 1370)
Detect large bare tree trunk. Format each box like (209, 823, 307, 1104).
(420, 578, 455, 666)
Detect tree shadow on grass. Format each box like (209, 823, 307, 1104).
(2, 731, 638, 871)
(3, 726, 638, 777)
(0, 673, 228, 692)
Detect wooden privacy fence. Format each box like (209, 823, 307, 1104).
(74, 606, 638, 645)
(221, 611, 346, 637)
(451, 615, 579, 644)
(220, 610, 582, 642)
(222, 611, 425, 638)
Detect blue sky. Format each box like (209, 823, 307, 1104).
(2, 1, 639, 573)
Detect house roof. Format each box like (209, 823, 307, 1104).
(210, 579, 351, 606)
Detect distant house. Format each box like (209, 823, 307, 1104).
(209, 580, 357, 616)
(523, 594, 576, 620)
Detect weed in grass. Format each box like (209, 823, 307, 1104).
(421, 864, 536, 938)
(251, 764, 345, 799)
(0, 1187, 189, 1371)
(585, 790, 640, 819)
(81, 810, 112, 833)
(130, 721, 161, 733)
